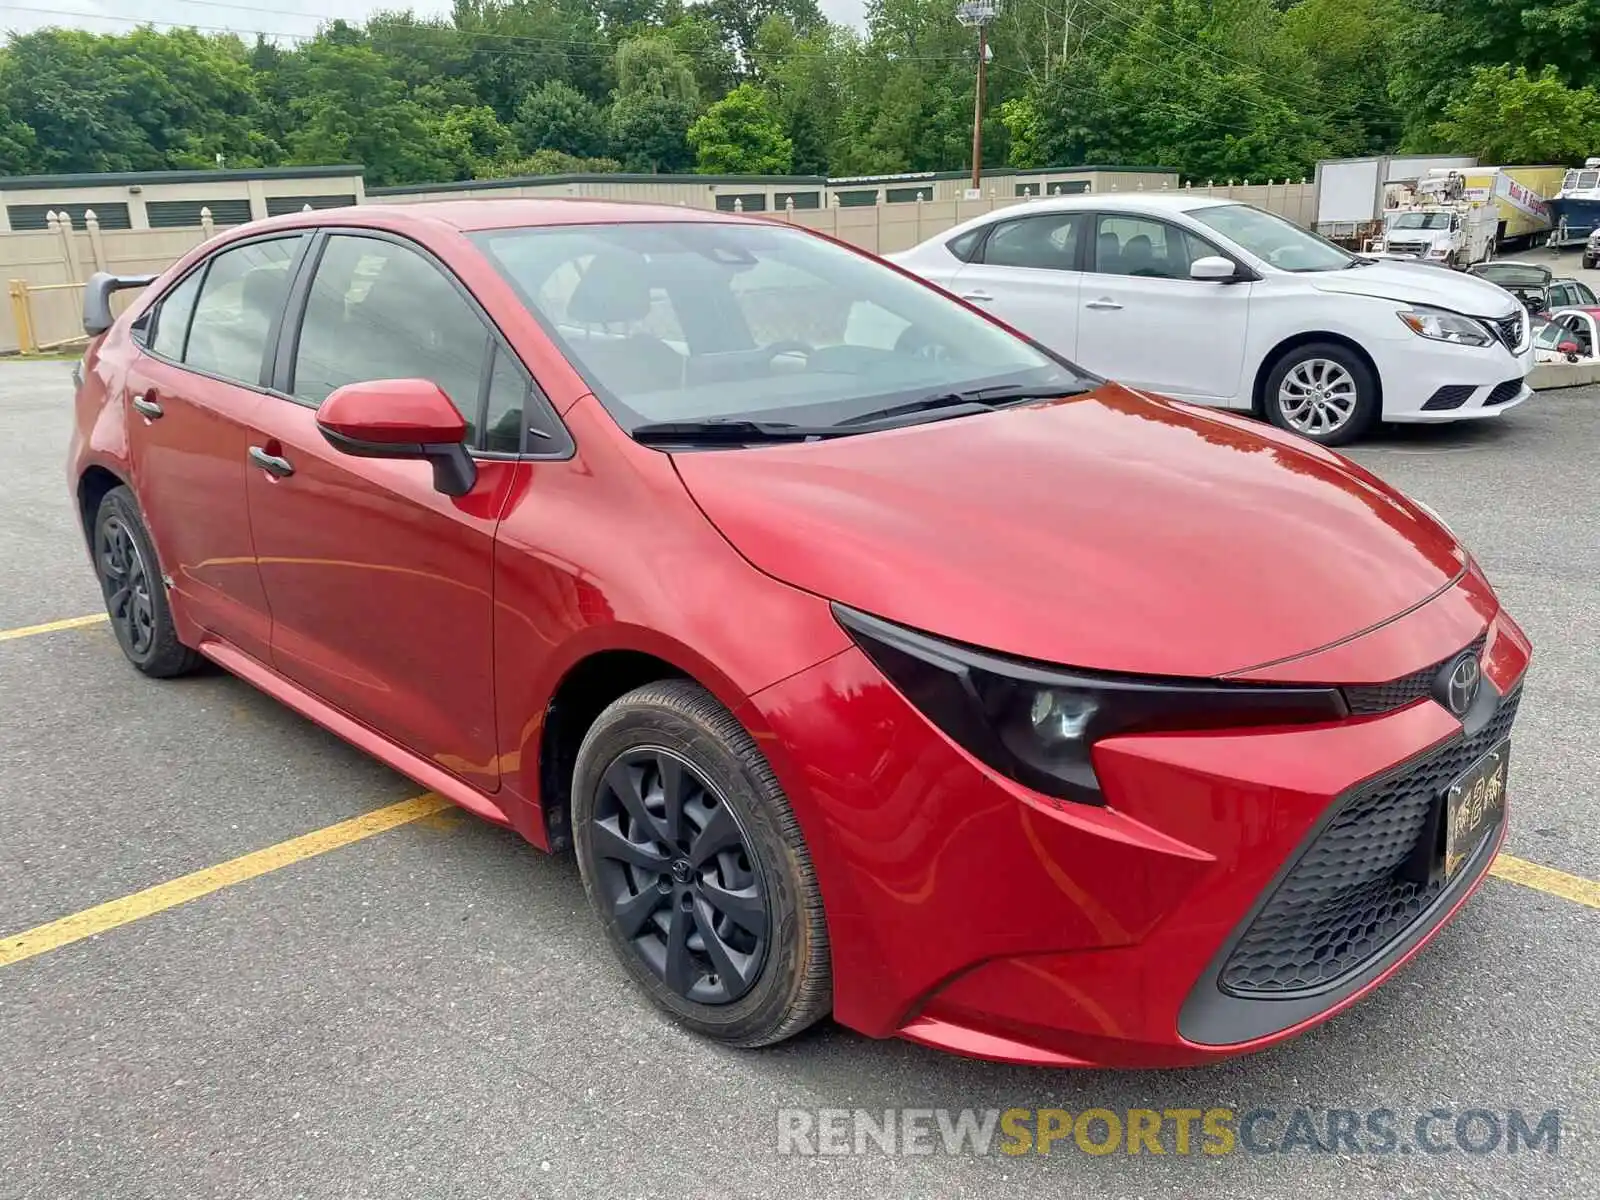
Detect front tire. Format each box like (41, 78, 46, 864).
(572, 679, 831, 1047)
(92, 486, 201, 677)
(1262, 343, 1378, 446)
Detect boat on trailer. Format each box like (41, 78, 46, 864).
(1548, 158, 1600, 249)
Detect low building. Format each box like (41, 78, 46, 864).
(364, 165, 1180, 211)
(0, 165, 366, 233)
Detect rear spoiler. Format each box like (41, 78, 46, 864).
(83, 272, 158, 337)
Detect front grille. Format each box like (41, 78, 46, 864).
(1484, 378, 1524, 406)
(1343, 634, 1487, 715)
(1387, 242, 1428, 257)
(1488, 310, 1526, 351)
(1421, 384, 1475, 411)
(1220, 686, 1519, 997)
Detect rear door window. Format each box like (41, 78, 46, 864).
(183, 238, 301, 386)
(977, 213, 1086, 271)
(148, 270, 202, 361)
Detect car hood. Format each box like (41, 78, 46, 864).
(672, 384, 1466, 678)
(1310, 260, 1519, 315)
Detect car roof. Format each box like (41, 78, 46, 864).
(1553, 306, 1600, 317)
(238, 197, 746, 237)
(975, 192, 1239, 218)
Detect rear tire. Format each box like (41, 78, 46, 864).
(572, 679, 831, 1047)
(1262, 342, 1378, 446)
(92, 486, 201, 678)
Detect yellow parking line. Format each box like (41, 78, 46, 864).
(0, 793, 449, 968)
(1491, 854, 1600, 909)
(0, 612, 108, 642)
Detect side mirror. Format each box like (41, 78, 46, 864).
(316, 379, 477, 497)
(1189, 255, 1238, 283)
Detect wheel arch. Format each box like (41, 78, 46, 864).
(1252, 331, 1383, 418)
(76, 463, 128, 548)
(533, 644, 704, 854)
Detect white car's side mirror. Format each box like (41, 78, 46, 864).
(1190, 256, 1238, 282)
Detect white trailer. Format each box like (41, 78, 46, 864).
(1313, 155, 1479, 245)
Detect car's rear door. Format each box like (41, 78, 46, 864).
(945, 211, 1088, 358)
(242, 229, 531, 790)
(122, 233, 308, 662)
(1075, 213, 1252, 401)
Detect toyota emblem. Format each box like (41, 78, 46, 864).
(1440, 653, 1482, 717)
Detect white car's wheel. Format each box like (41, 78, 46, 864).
(1263, 344, 1378, 446)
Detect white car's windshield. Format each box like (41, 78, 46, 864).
(1189, 204, 1355, 272)
(1392, 213, 1452, 230)
(473, 221, 1087, 435)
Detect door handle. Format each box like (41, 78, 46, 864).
(1085, 298, 1124, 311)
(248, 446, 295, 478)
(960, 290, 995, 303)
(131, 394, 163, 419)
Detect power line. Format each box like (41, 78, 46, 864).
(1006, 0, 1328, 112)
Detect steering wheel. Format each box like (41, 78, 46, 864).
(894, 325, 954, 363)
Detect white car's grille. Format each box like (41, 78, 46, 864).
(1485, 310, 1527, 352)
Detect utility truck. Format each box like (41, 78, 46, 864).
(1368, 171, 1498, 267)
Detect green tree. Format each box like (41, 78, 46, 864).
(279, 41, 450, 185)
(426, 104, 517, 180)
(1433, 65, 1600, 163)
(513, 80, 610, 158)
(752, 15, 852, 176)
(688, 83, 793, 173)
(700, 0, 825, 74)
(608, 34, 701, 171)
(481, 148, 624, 176)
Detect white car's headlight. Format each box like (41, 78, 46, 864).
(1397, 305, 1494, 346)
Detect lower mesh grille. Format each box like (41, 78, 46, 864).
(1485, 378, 1524, 406)
(1422, 385, 1475, 411)
(1219, 688, 1520, 997)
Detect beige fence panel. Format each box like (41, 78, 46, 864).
(0, 213, 213, 352)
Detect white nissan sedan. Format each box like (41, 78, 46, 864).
(892, 194, 1535, 444)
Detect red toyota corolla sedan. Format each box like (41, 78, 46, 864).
(69, 200, 1529, 1068)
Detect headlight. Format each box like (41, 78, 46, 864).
(1397, 305, 1494, 346)
(834, 605, 1348, 805)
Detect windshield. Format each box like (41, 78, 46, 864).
(1392, 212, 1452, 230)
(1563, 170, 1599, 192)
(1472, 262, 1551, 287)
(1189, 203, 1354, 272)
(472, 221, 1085, 434)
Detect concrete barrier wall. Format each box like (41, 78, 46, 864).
(1530, 360, 1600, 390)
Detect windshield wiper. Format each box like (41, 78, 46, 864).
(1344, 256, 1378, 268)
(631, 419, 850, 445)
(839, 381, 1094, 426)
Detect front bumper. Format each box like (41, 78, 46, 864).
(1375, 321, 1534, 422)
(748, 597, 1531, 1068)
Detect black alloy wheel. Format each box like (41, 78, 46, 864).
(97, 512, 156, 658)
(92, 486, 201, 677)
(589, 747, 769, 1005)
(571, 679, 831, 1047)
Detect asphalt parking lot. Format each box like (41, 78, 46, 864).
(2, 353, 1596, 1199)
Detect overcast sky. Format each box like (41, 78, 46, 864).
(1, 1, 869, 41)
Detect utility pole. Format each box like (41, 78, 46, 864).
(957, 2, 998, 192)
